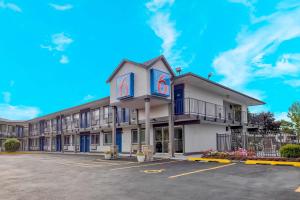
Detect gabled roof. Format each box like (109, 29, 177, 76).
(106, 55, 175, 83)
(175, 72, 265, 106)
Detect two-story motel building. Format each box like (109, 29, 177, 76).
(0, 55, 264, 157)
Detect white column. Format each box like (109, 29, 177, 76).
(145, 98, 150, 146)
(168, 102, 174, 157)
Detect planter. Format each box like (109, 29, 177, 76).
(104, 153, 112, 160)
(137, 155, 145, 163)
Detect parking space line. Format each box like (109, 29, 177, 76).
(168, 163, 236, 179)
(295, 186, 300, 193)
(110, 160, 180, 171)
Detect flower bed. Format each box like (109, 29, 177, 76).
(202, 148, 300, 162)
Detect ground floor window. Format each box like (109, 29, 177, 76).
(64, 135, 70, 145)
(91, 134, 100, 145)
(104, 132, 112, 145)
(131, 129, 145, 144)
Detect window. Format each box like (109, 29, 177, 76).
(73, 113, 80, 128)
(91, 109, 100, 126)
(104, 132, 112, 145)
(103, 106, 109, 120)
(64, 135, 70, 145)
(131, 129, 145, 144)
(91, 134, 100, 145)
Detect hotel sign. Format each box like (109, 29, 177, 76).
(116, 73, 134, 99)
(150, 69, 170, 97)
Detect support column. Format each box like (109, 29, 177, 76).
(143, 98, 153, 160)
(168, 102, 175, 157)
(137, 125, 141, 152)
(74, 133, 77, 153)
(49, 120, 53, 152)
(145, 98, 150, 145)
(111, 106, 118, 158)
(61, 116, 64, 153)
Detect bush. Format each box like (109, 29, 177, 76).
(279, 144, 300, 158)
(4, 138, 21, 152)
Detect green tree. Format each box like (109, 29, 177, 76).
(288, 101, 300, 143)
(280, 120, 294, 135)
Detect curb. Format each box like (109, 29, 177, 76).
(245, 160, 300, 167)
(0, 152, 38, 155)
(188, 157, 232, 164)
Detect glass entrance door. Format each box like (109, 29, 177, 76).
(155, 127, 169, 153)
(155, 126, 184, 154)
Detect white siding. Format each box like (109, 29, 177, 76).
(184, 124, 229, 153)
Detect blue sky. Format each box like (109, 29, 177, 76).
(0, 0, 299, 121)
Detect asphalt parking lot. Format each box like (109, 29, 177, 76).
(0, 154, 299, 200)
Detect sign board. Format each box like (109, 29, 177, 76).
(116, 73, 134, 99)
(150, 69, 170, 97)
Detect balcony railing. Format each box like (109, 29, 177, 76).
(174, 98, 248, 124)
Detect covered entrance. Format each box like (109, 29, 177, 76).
(154, 126, 184, 153)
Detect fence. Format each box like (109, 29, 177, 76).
(217, 131, 299, 157)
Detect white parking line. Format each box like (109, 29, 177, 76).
(110, 160, 181, 171)
(168, 163, 236, 179)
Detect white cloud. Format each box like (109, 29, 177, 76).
(0, 0, 22, 12)
(274, 112, 290, 121)
(49, 3, 73, 11)
(146, 0, 174, 12)
(59, 55, 69, 64)
(83, 95, 95, 101)
(41, 33, 73, 52)
(146, 0, 190, 68)
(2, 92, 11, 103)
(213, 3, 300, 89)
(284, 79, 300, 87)
(41, 33, 73, 64)
(0, 104, 40, 120)
(51, 33, 73, 51)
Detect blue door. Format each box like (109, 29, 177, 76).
(116, 129, 122, 153)
(80, 135, 90, 152)
(56, 135, 61, 152)
(39, 137, 45, 151)
(174, 84, 184, 115)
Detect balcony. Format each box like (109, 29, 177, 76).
(174, 98, 248, 125)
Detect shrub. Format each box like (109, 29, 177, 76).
(279, 144, 300, 158)
(4, 138, 20, 152)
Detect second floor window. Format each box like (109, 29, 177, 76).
(80, 111, 90, 128)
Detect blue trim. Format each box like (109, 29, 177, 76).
(150, 68, 170, 97)
(116, 72, 135, 100)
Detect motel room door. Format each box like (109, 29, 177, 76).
(174, 84, 184, 115)
(80, 135, 90, 152)
(56, 135, 61, 152)
(116, 128, 122, 153)
(39, 137, 45, 151)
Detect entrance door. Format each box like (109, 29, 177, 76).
(174, 84, 184, 115)
(174, 127, 184, 153)
(39, 137, 45, 151)
(80, 135, 90, 152)
(155, 127, 169, 153)
(56, 135, 61, 152)
(116, 129, 122, 153)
